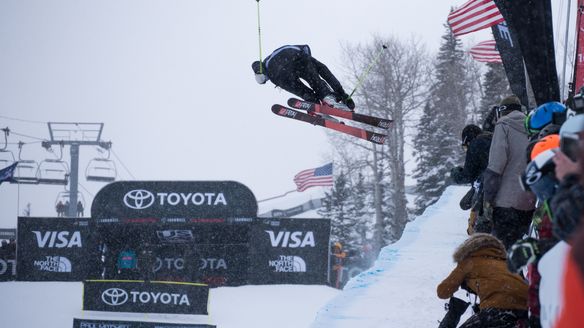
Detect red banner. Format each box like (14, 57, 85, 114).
(574, 2, 584, 93)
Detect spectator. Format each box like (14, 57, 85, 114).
(77, 201, 84, 217)
(450, 124, 493, 234)
(437, 233, 528, 328)
(64, 201, 70, 217)
(138, 242, 155, 281)
(331, 242, 346, 289)
(554, 221, 584, 327)
(56, 201, 64, 217)
(117, 245, 138, 280)
(550, 114, 584, 241)
(483, 95, 536, 250)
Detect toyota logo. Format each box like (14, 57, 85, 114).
(101, 288, 129, 306)
(123, 189, 155, 209)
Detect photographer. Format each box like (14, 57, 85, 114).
(437, 233, 528, 327)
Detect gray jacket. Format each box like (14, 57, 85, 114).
(483, 111, 536, 211)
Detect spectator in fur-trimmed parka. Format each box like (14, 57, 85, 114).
(437, 233, 528, 328)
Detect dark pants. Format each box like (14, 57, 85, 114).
(459, 308, 527, 328)
(492, 207, 534, 250)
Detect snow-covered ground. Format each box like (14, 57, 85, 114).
(0, 186, 563, 328)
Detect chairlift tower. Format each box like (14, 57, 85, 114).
(42, 123, 112, 217)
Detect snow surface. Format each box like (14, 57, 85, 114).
(0, 186, 564, 327)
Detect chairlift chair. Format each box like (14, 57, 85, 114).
(0, 150, 15, 170)
(37, 159, 69, 185)
(55, 191, 85, 207)
(86, 158, 117, 182)
(37, 143, 69, 185)
(11, 141, 39, 184)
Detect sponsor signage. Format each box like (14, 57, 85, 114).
(0, 257, 16, 281)
(73, 318, 216, 328)
(91, 181, 257, 219)
(248, 218, 330, 285)
(0, 228, 16, 242)
(16, 217, 98, 281)
(83, 280, 209, 315)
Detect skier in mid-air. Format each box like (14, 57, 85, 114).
(252, 44, 355, 111)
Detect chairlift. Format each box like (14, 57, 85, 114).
(85, 148, 117, 182)
(37, 143, 69, 185)
(0, 128, 15, 169)
(12, 142, 39, 184)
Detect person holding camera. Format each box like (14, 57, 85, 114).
(437, 233, 528, 327)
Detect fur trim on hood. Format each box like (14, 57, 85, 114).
(453, 233, 506, 263)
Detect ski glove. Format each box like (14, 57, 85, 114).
(338, 92, 355, 110)
(507, 237, 539, 273)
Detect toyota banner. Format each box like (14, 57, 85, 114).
(16, 217, 98, 281)
(73, 318, 216, 328)
(248, 218, 331, 285)
(91, 181, 258, 219)
(83, 280, 209, 315)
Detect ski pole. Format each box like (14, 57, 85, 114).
(349, 44, 388, 98)
(256, 0, 264, 74)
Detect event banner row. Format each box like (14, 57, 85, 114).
(15, 216, 331, 286)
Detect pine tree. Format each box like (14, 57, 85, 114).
(479, 62, 511, 122)
(413, 25, 469, 214)
(319, 171, 360, 254)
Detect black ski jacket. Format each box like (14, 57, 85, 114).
(263, 45, 345, 102)
(451, 133, 493, 184)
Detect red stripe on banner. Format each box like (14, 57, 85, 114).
(574, 1, 584, 93)
(448, 0, 504, 37)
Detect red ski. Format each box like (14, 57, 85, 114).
(287, 98, 393, 129)
(271, 105, 386, 145)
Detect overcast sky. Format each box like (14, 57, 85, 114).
(0, 0, 573, 225)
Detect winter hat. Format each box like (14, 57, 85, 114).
(461, 124, 482, 146)
(496, 95, 523, 119)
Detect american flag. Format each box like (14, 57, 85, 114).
(447, 0, 504, 37)
(294, 163, 333, 192)
(469, 40, 502, 63)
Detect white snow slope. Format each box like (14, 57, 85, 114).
(0, 186, 480, 328)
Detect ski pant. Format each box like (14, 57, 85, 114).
(459, 308, 527, 328)
(491, 207, 534, 251)
(271, 56, 341, 103)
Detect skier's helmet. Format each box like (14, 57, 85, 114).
(496, 95, 523, 120)
(525, 102, 567, 136)
(530, 134, 560, 160)
(252, 61, 268, 84)
(559, 114, 584, 161)
(461, 124, 482, 147)
(521, 149, 559, 203)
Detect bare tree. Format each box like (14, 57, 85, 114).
(333, 35, 429, 254)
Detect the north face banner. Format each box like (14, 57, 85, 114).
(83, 280, 209, 315)
(73, 318, 216, 328)
(16, 217, 98, 281)
(91, 181, 257, 219)
(248, 218, 330, 285)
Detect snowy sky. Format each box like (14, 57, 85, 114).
(0, 0, 574, 224)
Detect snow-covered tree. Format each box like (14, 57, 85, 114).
(413, 25, 468, 214)
(479, 62, 511, 122)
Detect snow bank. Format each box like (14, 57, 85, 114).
(311, 186, 470, 328)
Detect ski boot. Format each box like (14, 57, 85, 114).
(438, 297, 470, 328)
(323, 94, 352, 112)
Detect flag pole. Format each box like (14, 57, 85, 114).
(257, 189, 297, 203)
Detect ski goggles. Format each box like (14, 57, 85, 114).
(520, 150, 558, 202)
(560, 131, 584, 162)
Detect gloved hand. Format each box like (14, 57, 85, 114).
(338, 92, 356, 110)
(450, 167, 464, 183)
(507, 237, 540, 273)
